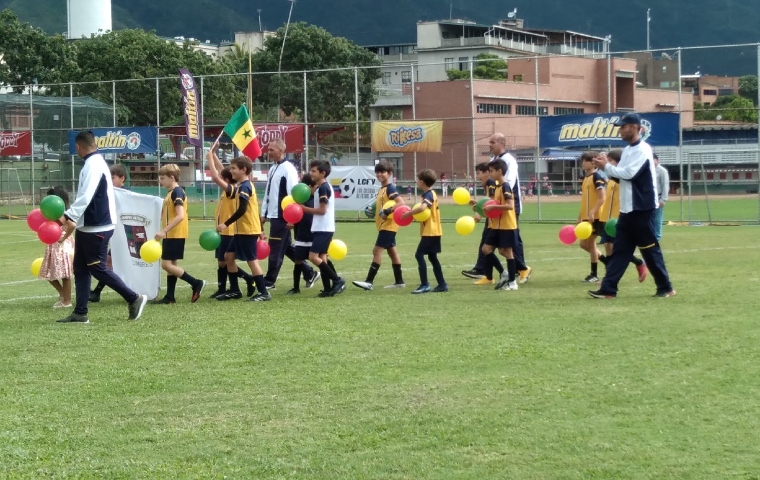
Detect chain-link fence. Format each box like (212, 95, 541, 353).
(1, 43, 758, 223)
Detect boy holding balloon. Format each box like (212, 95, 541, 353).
(578, 151, 607, 283)
(151, 164, 206, 304)
(481, 159, 519, 291)
(462, 162, 505, 285)
(353, 160, 406, 291)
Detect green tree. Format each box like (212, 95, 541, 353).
(738, 75, 758, 106)
(447, 53, 507, 81)
(694, 94, 758, 123)
(243, 22, 381, 122)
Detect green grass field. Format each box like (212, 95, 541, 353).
(1, 219, 760, 478)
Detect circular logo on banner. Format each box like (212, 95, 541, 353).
(641, 119, 652, 142)
(340, 177, 357, 198)
(126, 133, 142, 151)
(181, 73, 194, 90)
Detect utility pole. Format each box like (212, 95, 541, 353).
(646, 8, 651, 51)
(278, 0, 296, 122)
(257, 9, 262, 32)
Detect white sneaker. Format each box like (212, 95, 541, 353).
(506, 281, 518, 291)
(384, 283, 406, 289)
(352, 280, 374, 291)
(494, 271, 510, 290)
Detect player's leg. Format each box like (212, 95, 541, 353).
(635, 210, 673, 296)
(387, 245, 405, 287)
(245, 244, 271, 301)
(594, 213, 636, 297)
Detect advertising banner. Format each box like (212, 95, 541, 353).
(327, 166, 380, 210)
(68, 127, 159, 155)
(372, 121, 443, 152)
(0, 131, 32, 156)
(179, 68, 203, 147)
(539, 112, 679, 148)
(255, 124, 305, 153)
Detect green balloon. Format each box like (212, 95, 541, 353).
(475, 198, 489, 216)
(291, 183, 311, 204)
(604, 218, 617, 237)
(40, 195, 65, 221)
(199, 229, 222, 251)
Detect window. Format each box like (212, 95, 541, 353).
(444, 57, 455, 70)
(516, 105, 548, 116)
(382, 72, 391, 85)
(458, 56, 469, 71)
(718, 88, 734, 96)
(513, 74, 523, 82)
(703, 89, 717, 96)
(477, 103, 511, 115)
(401, 71, 412, 83)
(746, 172, 753, 180)
(553, 107, 585, 115)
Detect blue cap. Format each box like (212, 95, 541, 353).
(613, 112, 641, 126)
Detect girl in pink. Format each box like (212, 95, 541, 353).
(38, 186, 74, 308)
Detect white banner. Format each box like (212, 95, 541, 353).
(112, 189, 163, 300)
(327, 166, 381, 211)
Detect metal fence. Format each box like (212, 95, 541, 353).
(1, 42, 759, 224)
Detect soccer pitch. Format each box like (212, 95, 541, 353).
(1, 219, 759, 478)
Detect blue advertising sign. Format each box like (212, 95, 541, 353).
(68, 127, 159, 155)
(539, 112, 679, 148)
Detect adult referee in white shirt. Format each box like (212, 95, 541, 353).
(589, 113, 675, 299)
(259, 139, 318, 289)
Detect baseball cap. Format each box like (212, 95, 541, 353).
(613, 112, 641, 126)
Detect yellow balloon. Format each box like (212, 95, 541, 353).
(281, 195, 295, 210)
(452, 187, 471, 205)
(455, 215, 476, 235)
(575, 221, 593, 240)
(140, 239, 162, 263)
(328, 239, 348, 260)
(31, 257, 43, 277)
(412, 203, 431, 222)
(382, 200, 396, 211)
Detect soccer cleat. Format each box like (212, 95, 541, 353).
(461, 269, 485, 279)
(216, 291, 243, 301)
(149, 296, 176, 305)
(247, 293, 272, 302)
(285, 288, 301, 295)
(588, 289, 616, 299)
(518, 266, 532, 284)
(306, 270, 321, 289)
(506, 281, 518, 291)
(352, 280, 374, 291)
(636, 264, 648, 283)
(246, 280, 255, 298)
(653, 290, 676, 298)
(190, 280, 206, 303)
(265, 283, 277, 291)
(330, 278, 347, 296)
(209, 289, 226, 299)
(474, 278, 494, 286)
(317, 290, 333, 298)
(411, 285, 431, 294)
(128, 294, 148, 320)
(494, 272, 510, 290)
(384, 283, 406, 289)
(432, 284, 449, 293)
(88, 291, 101, 303)
(56, 313, 90, 324)
(583, 275, 600, 283)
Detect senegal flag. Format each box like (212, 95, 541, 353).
(223, 105, 262, 159)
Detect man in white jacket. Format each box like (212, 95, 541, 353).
(57, 131, 148, 323)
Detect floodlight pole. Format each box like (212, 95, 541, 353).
(277, 0, 296, 122)
(646, 9, 651, 51)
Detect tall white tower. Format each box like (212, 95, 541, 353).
(67, 0, 113, 39)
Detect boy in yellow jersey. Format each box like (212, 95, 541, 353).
(209, 153, 271, 302)
(400, 169, 447, 294)
(462, 162, 505, 285)
(482, 159, 519, 291)
(151, 164, 205, 304)
(353, 160, 406, 291)
(207, 162, 255, 299)
(597, 150, 647, 282)
(578, 151, 606, 282)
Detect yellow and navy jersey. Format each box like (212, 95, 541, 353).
(485, 179, 498, 198)
(375, 183, 400, 232)
(420, 189, 442, 237)
(162, 186, 188, 239)
(580, 170, 606, 220)
(488, 182, 518, 231)
(599, 178, 619, 222)
(232, 180, 262, 235)
(214, 183, 238, 236)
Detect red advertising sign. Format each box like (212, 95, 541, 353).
(0, 131, 32, 156)
(254, 124, 305, 153)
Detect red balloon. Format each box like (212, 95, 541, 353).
(558, 225, 577, 245)
(484, 200, 501, 219)
(27, 209, 46, 232)
(393, 205, 413, 226)
(283, 203, 304, 224)
(256, 239, 271, 260)
(37, 221, 62, 245)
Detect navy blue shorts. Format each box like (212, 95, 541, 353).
(231, 234, 259, 262)
(416, 236, 441, 255)
(484, 229, 517, 249)
(294, 245, 311, 261)
(161, 238, 185, 260)
(375, 230, 397, 249)
(311, 231, 333, 254)
(599, 231, 615, 244)
(591, 220, 605, 237)
(216, 235, 234, 261)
